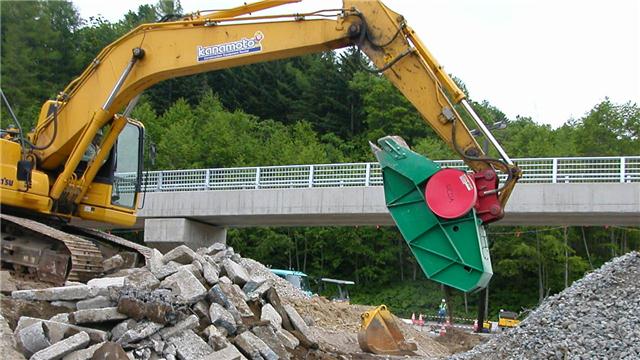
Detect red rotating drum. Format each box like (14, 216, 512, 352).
(425, 168, 478, 219)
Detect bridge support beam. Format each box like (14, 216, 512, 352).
(143, 218, 226, 253)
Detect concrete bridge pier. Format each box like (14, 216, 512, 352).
(143, 218, 226, 253)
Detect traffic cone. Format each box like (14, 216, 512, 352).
(445, 318, 452, 328)
(473, 319, 478, 332)
(439, 324, 447, 336)
(411, 313, 416, 325)
(418, 313, 424, 326)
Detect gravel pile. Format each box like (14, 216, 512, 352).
(451, 251, 640, 360)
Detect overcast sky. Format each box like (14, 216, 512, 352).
(73, 0, 639, 128)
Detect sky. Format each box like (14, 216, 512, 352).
(73, 0, 640, 128)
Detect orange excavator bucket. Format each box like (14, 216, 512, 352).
(357, 305, 418, 356)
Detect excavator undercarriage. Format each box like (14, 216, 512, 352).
(1, 213, 149, 285)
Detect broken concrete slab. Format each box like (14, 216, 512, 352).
(49, 313, 70, 323)
(234, 331, 278, 360)
(193, 300, 211, 324)
(87, 277, 125, 297)
(218, 283, 253, 319)
(222, 259, 250, 286)
(0, 314, 23, 360)
(69, 307, 127, 324)
(203, 325, 228, 351)
(122, 268, 160, 291)
(209, 302, 237, 335)
(30, 331, 90, 360)
(283, 305, 310, 335)
(12, 285, 90, 301)
(146, 249, 181, 280)
(76, 296, 114, 310)
(219, 276, 233, 285)
(16, 321, 50, 357)
(103, 254, 125, 273)
(252, 325, 290, 359)
(117, 290, 178, 325)
(158, 315, 199, 340)
(242, 276, 267, 295)
(202, 343, 247, 360)
(61, 341, 105, 360)
(14, 317, 108, 346)
(246, 281, 273, 301)
(111, 320, 137, 342)
(161, 245, 198, 265)
(159, 269, 206, 304)
(260, 304, 282, 330)
(117, 321, 164, 346)
(166, 329, 213, 360)
(202, 260, 220, 285)
(91, 342, 129, 360)
(50, 301, 77, 310)
(0, 271, 17, 294)
(276, 329, 299, 350)
(206, 243, 226, 255)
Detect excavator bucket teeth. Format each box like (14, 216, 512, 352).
(372, 136, 492, 293)
(358, 305, 417, 356)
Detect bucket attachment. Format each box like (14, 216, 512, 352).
(371, 136, 492, 293)
(358, 305, 417, 356)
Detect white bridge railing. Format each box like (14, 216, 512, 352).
(116, 156, 640, 193)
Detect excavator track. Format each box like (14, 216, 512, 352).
(1, 214, 104, 283)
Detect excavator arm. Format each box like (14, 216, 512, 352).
(2, 0, 521, 292)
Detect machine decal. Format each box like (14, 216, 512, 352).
(197, 31, 264, 62)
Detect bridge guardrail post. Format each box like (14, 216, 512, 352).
(205, 169, 210, 190)
(620, 157, 626, 183)
(308, 165, 314, 188)
(365, 163, 371, 187)
(158, 172, 163, 191)
(552, 158, 558, 183)
(255, 167, 261, 190)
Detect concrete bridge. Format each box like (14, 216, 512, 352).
(113, 156, 639, 249)
(110, 156, 640, 246)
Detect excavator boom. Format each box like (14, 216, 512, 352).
(0, 0, 520, 293)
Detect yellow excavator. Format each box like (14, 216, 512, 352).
(1, 0, 521, 352)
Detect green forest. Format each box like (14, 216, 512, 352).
(1, 1, 639, 320)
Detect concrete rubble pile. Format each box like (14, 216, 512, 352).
(452, 251, 640, 360)
(6, 243, 319, 360)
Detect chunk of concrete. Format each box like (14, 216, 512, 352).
(76, 296, 114, 310)
(209, 303, 237, 335)
(202, 344, 247, 360)
(161, 245, 197, 265)
(30, 331, 90, 360)
(87, 277, 125, 297)
(218, 283, 253, 318)
(193, 301, 211, 323)
(50, 301, 77, 310)
(252, 325, 290, 359)
(111, 320, 137, 342)
(246, 281, 273, 300)
(61, 341, 105, 360)
(49, 313, 70, 323)
(203, 325, 228, 351)
(123, 268, 160, 291)
(0, 271, 17, 293)
(222, 259, 250, 286)
(206, 243, 226, 255)
(91, 342, 129, 360)
(117, 321, 164, 346)
(103, 254, 125, 273)
(14, 317, 108, 345)
(234, 331, 278, 360)
(158, 315, 199, 340)
(260, 304, 282, 330)
(242, 276, 267, 295)
(202, 260, 220, 285)
(16, 321, 51, 357)
(219, 276, 233, 284)
(283, 304, 313, 340)
(159, 269, 206, 304)
(11, 285, 90, 301)
(166, 330, 213, 360)
(276, 329, 299, 350)
(69, 307, 127, 324)
(146, 249, 180, 280)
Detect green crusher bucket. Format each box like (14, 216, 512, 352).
(371, 136, 492, 293)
